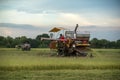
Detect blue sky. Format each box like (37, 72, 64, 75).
(0, 0, 120, 40)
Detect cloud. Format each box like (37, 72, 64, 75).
(0, 27, 40, 38)
(58, 13, 92, 26)
(1, 0, 120, 13)
(0, 23, 37, 30)
(1, 9, 120, 27)
(0, 22, 49, 31)
(0, 23, 50, 38)
(0, 10, 62, 26)
(0, 0, 120, 27)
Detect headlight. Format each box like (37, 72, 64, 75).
(72, 44, 76, 48)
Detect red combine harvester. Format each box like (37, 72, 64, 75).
(41, 24, 91, 56)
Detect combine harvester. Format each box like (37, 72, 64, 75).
(41, 24, 91, 56)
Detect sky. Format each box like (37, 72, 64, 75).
(0, 0, 120, 40)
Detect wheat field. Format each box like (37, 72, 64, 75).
(0, 48, 120, 80)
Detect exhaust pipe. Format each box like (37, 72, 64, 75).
(74, 24, 79, 34)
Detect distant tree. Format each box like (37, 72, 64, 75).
(13, 37, 21, 46)
(36, 33, 49, 40)
(20, 36, 27, 43)
(90, 38, 99, 48)
(36, 35, 42, 40)
(116, 40, 120, 48)
(36, 33, 50, 48)
(6, 36, 14, 48)
(99, 39, 109, 48)
(108, 41, 116, 48)
(0, 36, 6, 47)
(27, 38, 40, 48)
(0, 34, 119, 48)
(90, 38, 120, 49)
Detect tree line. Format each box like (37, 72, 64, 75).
(0, 34, 50, 48)
(90, 38, 120, 49)
(0, 34, 120, 48)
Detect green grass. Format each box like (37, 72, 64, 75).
(0, 48, 120, 80)
(0, 48, 120, 70)
(0, 70, 120, 80)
